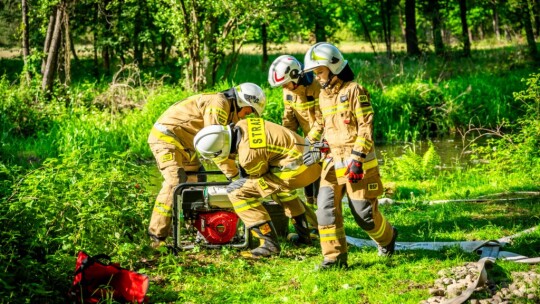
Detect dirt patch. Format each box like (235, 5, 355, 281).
(0, 48, 20, 58)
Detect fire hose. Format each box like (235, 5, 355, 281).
(346, 192, 540, 303)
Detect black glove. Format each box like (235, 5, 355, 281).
(238, 166, 248, 178)
(344, 159, 364, 183)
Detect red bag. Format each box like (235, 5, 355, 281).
(68, 251, 149, 303)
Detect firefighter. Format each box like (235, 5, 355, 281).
(268, 55, 322, 233)
(147, 83, 266, 248)
(193, 118, 322, 258)
(302, 42, 398, 269)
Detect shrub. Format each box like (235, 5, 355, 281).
(0, 149, 153, 302)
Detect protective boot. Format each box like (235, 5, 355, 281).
(317, 253, 349, 270)
(378, 227, 398, 257)
(241, 222, 281, 259)
(287, 213, 312, 246)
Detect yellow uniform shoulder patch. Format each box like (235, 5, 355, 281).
(368, 183, 379, 191)
(247, 118, 266, 148)
(258, 178, 268, 190)
(161, 152, 174, 163)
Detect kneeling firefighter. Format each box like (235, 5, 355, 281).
(147, 83, 266, 249)
(194, 118, 322, 258)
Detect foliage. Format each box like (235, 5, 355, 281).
(384, 142, 441, 182)
(376, 79, 448, 141)
(0, 75, 53, 138)
(471, 72, 540, 181)
(0, 149, 153, 302)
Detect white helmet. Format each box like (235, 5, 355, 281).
(268, 55, 302, 87)
(234, 83, 266, 116)
(193, 125, 232, 162)
(303, 42, 347, 74)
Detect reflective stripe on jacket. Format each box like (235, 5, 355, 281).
(319, 80, 378, 182)
(282, 81, 323, 142)
(148, 93, 239, 151)
(235, 118, 305, 178)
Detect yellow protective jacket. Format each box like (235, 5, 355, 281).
(319, 79, 379, 184)
(148, 93, 239, 177)
(282, 80, 323, 141)
(230, 118, 311, 197)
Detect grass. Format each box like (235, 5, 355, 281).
(140, 197, 539, 303)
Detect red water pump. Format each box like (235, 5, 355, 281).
(172, 172, 249, 251)
(194, 211, 239, 244)
(172, 172, 288, 251)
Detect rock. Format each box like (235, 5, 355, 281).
(429, 288, 445, 296)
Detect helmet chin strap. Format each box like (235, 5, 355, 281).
(221, 87, 239, 112)
(321, 73, 336, 89)
(230, 126, 242, 154)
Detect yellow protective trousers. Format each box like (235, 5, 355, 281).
(147, 138, 201, 240)
(317, 159, 393, 262)
(227, 164, 321, 228)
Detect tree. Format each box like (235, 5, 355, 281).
(519, 0, 539, 60)
(458, 0, 471, 57)
(405, 0, 421, 56)
(533, 0, 540, 36)
(380, 0, 395, 57)
(21, 0, 30, 81)
(41, 0, 74, 92)
(155, 0, 272, 91)
(491, 0, 501, 41)
(42, 2, 65, 92)
(426, 0, 445, 55)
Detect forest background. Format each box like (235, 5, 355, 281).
(1, 0, 539, 303)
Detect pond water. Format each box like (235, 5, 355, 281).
(376, 135, 473, 167)
(146, 134, 481, 191)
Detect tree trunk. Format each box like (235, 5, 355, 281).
(42, 13, 55, 74)
(42, 4, 64, 92)
(102, 0, 112, 74)
(520, 0, 539, 60)
(405, 0, 421, 56)
(133, 0, 143, 66)
(62, 5, 71, 86)
(358, 11, 377, 54)
(430, 0, 444, 55)
(314, 22, 325, 42)
(262, 23, 268, 71)
(160, 34, 168, 65)
(380, 0, 393, 57)
(203, 17, 215, 87)
(92, 3, 99, 77)
(491, 0, 501, 41)
(69, 29, 79, 63)
(459, 0, 471, 57)
(21, 0, 31, 81)
(533, 0, 540, 37)
(398, 4, 406, 42)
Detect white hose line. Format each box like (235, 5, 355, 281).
(441, 257, 492, 304)
(429, 191, 540, 205)
(347, 227, 539, 304)
(346, 226, 538, 260)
